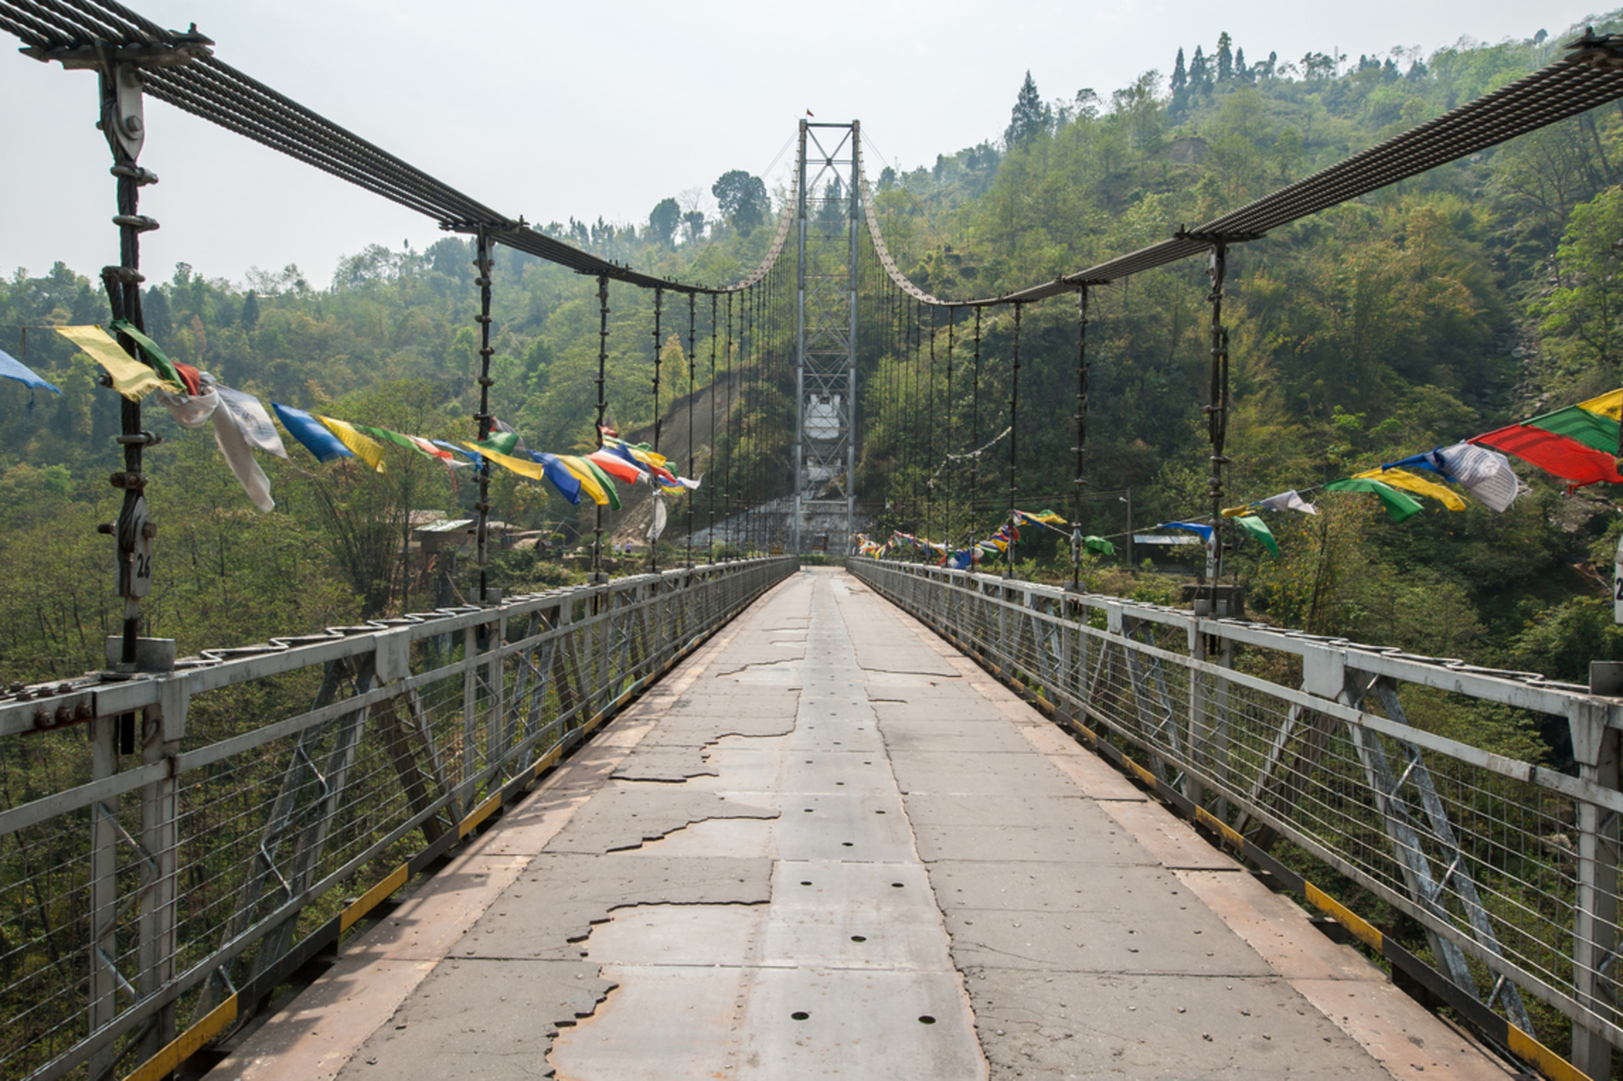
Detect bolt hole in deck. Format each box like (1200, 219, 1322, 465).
(791, 1011, 811, 1021)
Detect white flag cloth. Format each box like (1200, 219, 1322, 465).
(646, 494, 668, 542)
(215, 385, 288, 458)
(1256, 489, 1317, 515)
(211, 401, 275, 512)
(153, 381, 219, 429)
(1435, 442, 1520, 512)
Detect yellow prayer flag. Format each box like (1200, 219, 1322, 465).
(1220, 505, 1252, 518)
(53, 325, 180, 401)
(458, 442, 618, 505)
(556, 455, 612, 506)
(1355, 467, 1465, 511)
(464, 442, 547, 482)
(318, 416, 387, 473)
(1578, 388, 1623, 422)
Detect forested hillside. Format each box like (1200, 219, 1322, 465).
(3, 16, 1622, 685)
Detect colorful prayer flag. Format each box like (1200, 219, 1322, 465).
(107, 319, 186, 389)
(1354, 467, 1465, 511)
(587, 448, 647, 485)
(0, 346, 60, 395)
(272, 403, 354, 463)
(1231, 515, 1279, 557)
(55, 325, 179, 401)
(317, 415, 387, 473)
(1323, 477, 1424, 522)
(215, 386, 288, 458)
(1159, 521, 1214, 542)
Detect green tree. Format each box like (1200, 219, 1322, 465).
(1188, 46, 1211, 93)
(648, 197, 681, 246)
(711, 170, 769, 236)
(1004, 71, 1051, 150)
(1534, 186, 1623, 373)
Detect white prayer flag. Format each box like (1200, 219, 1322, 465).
(1256, 489, 1317, 515)
(646, 494, 668, 542)
(216, 385, 289, 458)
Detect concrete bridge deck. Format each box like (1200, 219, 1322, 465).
(206, 568, 1513, 1080)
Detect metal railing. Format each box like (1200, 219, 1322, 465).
(0, 556, 797, 1081)
(850, 557, 1622, 1079)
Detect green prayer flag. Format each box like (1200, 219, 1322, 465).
(1324, 477, 1423, 523)
(108, 319, 184, 388)
(473, 431, 521, 456)
(1526, 403, 1621, 454)
(1231, 515, 1279, 557)
(581, 458, 623, 510)
(356, 424, 421, 451)
(1082, 535, 1116, 556)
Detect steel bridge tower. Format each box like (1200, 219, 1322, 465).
(793, 120, 860, 554)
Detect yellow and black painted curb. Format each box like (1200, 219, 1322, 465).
(122, 576, 783, 1081)
(909, 611, 1592, 1081)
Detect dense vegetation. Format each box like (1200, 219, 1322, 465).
(3, 16, 1622, 694)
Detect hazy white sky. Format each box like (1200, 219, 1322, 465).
(0, 1, 1607, 288)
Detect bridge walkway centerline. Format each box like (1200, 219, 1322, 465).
(203, 567, 1513, 1080)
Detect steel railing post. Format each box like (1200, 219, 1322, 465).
(87, 713, 119, 1081)
(136, 687, 181, 1063)
(1571, 700, 1621, 1077)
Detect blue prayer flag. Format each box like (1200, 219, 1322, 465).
(526, 451, 583, 505)
(1159, 521, 1214, 542)
(272, 402, 354, 463)
(0, 346, 60, 395)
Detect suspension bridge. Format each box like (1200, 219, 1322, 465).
(1, 2, 1623, 1079)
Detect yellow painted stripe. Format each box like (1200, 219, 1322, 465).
(1067, 716, 1099, 744)
(122, 994, 237, 1081)
(1195, 807, 1248, 851)
(532, 745, 562, 779)
(1506, 1024, 1593, 1081)
(341, 864, 408, 933)
(1304, 882, 1383, 951)
(1125, 758, 1157, 788)
(459, 791, 503, 838)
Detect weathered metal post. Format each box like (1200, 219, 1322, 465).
(686, 292, 697, 569)
(1204, 242, 1228, 585)
(650, 286, 662, 574)
(847, 122, 860, 552)
(1005, 304, 1021, 580)
(793, 119, 807, 555)
(28, 33, 214, 1075)
(969, 307, 981, 558)
(593, 273, 610, 587)
(1071, 286, 1089, 593)
(473, 228, 497, 602)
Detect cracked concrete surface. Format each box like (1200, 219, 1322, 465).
(208, 569, 1514, 1081)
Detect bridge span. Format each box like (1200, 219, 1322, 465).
(204, 568, 1508, 1081)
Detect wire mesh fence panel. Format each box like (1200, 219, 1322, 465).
(850, 557, 1622, 1063)
(0, 557, 795, 1081)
